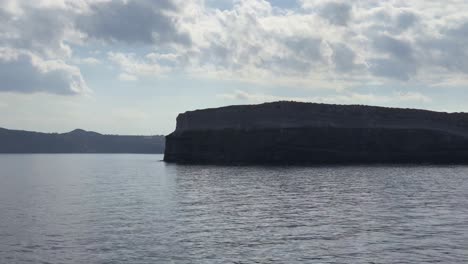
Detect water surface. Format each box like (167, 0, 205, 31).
(0, 154, 467, 263)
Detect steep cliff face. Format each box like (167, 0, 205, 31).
(165, 102, 468, 164)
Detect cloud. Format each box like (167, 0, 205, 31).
(396, 11, 418, 31)
(3, 0, 468, 96)
(331, 43, 361, 73)
(76, 0, 191, 46)
(108, 52, 169, 78)
(74, 57, 101, 65)
(118, 73, 138, 81)
(319, 2, 352, 26)
(0, 2, 76, 58)
(0, 1, 89, 95)
(173, 1, 409, 85)
(0, 48, 88, 95)
(420, 21, 468, 74)
(285, 37, 323, 62)
(373, 35, 413, 60)
(368, 35, 418, 80)
(369, 58, 417, 81)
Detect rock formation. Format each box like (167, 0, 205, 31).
(164, 101, 468, 164)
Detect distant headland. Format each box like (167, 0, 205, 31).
(164, 101, 468, 164)
(0, 128, 164, 154)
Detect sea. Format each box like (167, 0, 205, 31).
(0, 154, 467, 263)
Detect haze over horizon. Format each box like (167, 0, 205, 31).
(1, 0, 468, 135)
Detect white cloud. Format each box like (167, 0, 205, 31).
(76, 57, 101, 65)
(146, 52, 180, 63)
(118, 73, 138, 81)
(108, 52, 169, 78)
(0, 0, 81, 59)
(0, 48, 88, 95)
(2, 0, 468, 95)
(172, 0, 468, 87)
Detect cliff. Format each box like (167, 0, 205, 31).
(164, 101, 468, 164)
(0, 128, 165, 153)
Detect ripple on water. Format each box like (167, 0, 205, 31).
(0, 155, 468, 263)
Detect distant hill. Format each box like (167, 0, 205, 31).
(0, 128, 165, 153)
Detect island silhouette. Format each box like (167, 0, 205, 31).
(0, 128, 164, 153)
(164, 101, 468, 164)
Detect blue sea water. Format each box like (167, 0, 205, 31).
(0, 154, 467, 263)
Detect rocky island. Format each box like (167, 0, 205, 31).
(164, 101, 468, 164)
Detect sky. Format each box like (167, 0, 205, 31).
(1, 0, 468, 135)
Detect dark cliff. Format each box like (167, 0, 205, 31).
(0, 128, 165, 153)
(164, 101, 468, 164)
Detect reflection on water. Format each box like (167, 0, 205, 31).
(0, 154, 467, 263)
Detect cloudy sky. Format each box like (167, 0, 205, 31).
(1, 0, 468, 135)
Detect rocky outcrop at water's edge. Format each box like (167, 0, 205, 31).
(164, 101, 468, 164)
